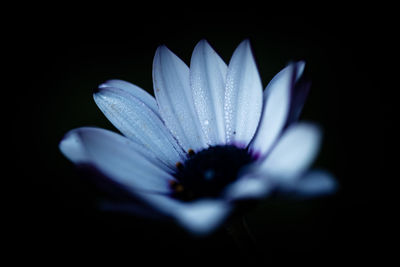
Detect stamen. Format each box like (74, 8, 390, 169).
(169, 180, 184, 193)
(175, 184, 184, 193)
(175, 161, 184, 171)
(187, 149, 195, 157)
(168, 180, 178, 187)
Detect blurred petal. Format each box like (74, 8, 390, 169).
(286, 79, 311, 125)
(224, 174, 272, 200)
(250, 62, 305, 156)
(137, 192, 231, 235)
(94, 86, 185, 168)
(285, 61, 312, 127)
(259, 123, 322, 181)
(59, 127, 174, 193)
(153, 45, 206, 152)
(278, 170, 338, 197)
(190, 40, 227, 145)
(174, 199, 231, 235)
(98, 79, 159, 115)
(224, 40, 263, 147)
(291, 170, 337, 196)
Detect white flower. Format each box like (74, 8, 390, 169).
(59, 39, 337, 235)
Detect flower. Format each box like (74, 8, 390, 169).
(59, 39, 337, 235)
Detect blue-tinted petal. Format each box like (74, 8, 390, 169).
(259, 122, 322, 181)
(279, 170, 338, 197)
(153, 45, 207, 152)
(223, 174, 273, 200)
(224, 40, 263, 147)
(137, 192, 231, 235)
(286, 62, 311, 126)
(294, 170, 337, 196)
(94, 86, 185, 168)
(190, 40, 227, 145)
(250, 62, 305, 157)
(98, 79, 159, 115)
(59, 127, 174, 193)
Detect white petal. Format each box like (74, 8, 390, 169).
(190, 40, 227, 145)
(224, 40, 263, 147)
(136, 192, 231, 235)
(59, 127, 174, 193)
(98, 79, 159, 115)
(259, 123, 322, 181)
(295, 61, 306, 80)
(250, 62, 304, 156)
(174, 199, 231, 235)
(224, 174, 272, 200)
(289, 170, 337, 196)
(94, 86, 185, 168)
(153, 45, 207, 152)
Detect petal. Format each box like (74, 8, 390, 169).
(98, 79, 159, 115)
(59, 127, 174, 193)
(288, 170, 337, 196)
(94, 86, 185, 168)
(138, 192, 231, 235)
(286, 80, 311, 125)
(190, 40, 227, 145)
(259, 122, 322, 181)
(250, 62, 305, 156)
(153, 45, 206, 152)
(224, 40, 263, 147)
(174, 199, 231, 235)
(286, 62, 311, 125)
(224, 174, 273, 201)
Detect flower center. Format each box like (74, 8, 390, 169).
(170, 145, 255, 201)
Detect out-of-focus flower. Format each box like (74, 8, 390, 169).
(59, 39, 337, 235)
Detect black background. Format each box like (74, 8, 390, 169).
(11, 6, 388, 266)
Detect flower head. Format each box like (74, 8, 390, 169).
(59, 39, 337, 235)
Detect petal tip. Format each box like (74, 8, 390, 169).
(155, 44, 172, 57)
(198, 38, 209, 45)
(241, 38, 251, 46)
(59, 129, 87, 163)
(193, 39, 212, 54)
(296, 61, 306, 78)
(296, 170, 338, 197)
(239, 38, 252, 52)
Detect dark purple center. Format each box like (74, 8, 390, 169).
(171, 145, 255, 201)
